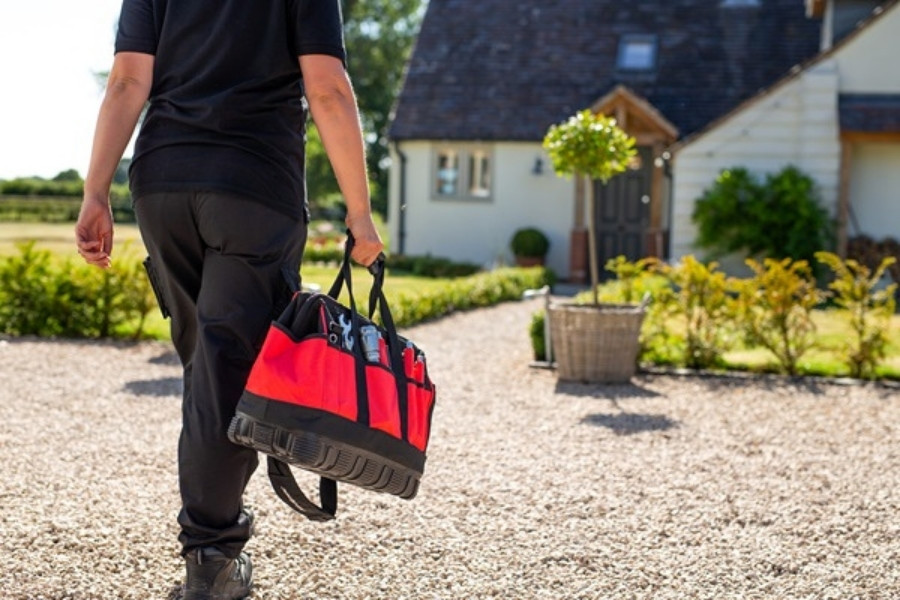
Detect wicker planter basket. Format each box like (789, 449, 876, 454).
(548, 302, 646, 383)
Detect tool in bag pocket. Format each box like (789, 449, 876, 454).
(228, 233, 437, 521)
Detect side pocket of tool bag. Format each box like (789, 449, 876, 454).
(142, 257, 171, 319)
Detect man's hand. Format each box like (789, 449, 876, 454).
(346, 211, 384, 267)
(75, 196, 114, 268)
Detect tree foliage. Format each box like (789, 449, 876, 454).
(543, 110, 636, 183)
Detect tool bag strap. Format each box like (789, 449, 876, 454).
(266, 232, 394, 521)
(267, 457, 337, 521)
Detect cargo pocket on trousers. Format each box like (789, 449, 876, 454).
(142, 257, 171, 319)
(273, 264, 301, 320)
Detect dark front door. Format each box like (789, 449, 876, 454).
(593, 146, 652, 278)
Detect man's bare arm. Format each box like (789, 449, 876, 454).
(76, 52, 154, 267)
(300, 54, 383, 267)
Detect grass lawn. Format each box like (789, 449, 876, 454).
(0, 222, 146, 256)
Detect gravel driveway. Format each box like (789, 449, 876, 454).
(2, 298, 899, 599)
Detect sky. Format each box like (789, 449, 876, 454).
(0, 1, 126, 180)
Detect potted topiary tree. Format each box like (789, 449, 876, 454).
(510, 227, 550, 267)
(542, 109, 646, 383)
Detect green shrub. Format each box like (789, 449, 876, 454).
(736, 257, 828, 375)
(816, 251, 898, 379)
(0, 243, 60, 335)
(0, 242, 155, 339)
(529, 310, 546, 361)
(510, 227, 550, 258)
(692, 165, 833, 266)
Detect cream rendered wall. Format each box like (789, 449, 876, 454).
(830, 4, 900, 93)
(848, 143, 900, 240)
(670, 61, 841, 264)
(388, 141, 575, 277)
(832, 5, 900, 241)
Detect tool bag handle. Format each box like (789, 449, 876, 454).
(329, 233, 407, 436)
(267, 232, 402, 521)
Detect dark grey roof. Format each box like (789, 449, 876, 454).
(390, 0, 822, 141)
(840, 94, 900, 132)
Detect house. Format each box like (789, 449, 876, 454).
(387, 0, 898, 279)
(671, 0, 900, 265)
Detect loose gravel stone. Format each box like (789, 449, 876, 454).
(1, 300, 899, 599)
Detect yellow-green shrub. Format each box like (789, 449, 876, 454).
(816, 251, 897, 379)
(653, 256, 738, 370)
(736, 257, 827, 375)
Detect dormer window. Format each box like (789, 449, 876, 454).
(617, 35, 657, 71)
(721, 0, 760, 6)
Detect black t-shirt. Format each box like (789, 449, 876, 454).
(115, 0, 346, 220)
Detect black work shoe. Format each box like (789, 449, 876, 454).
(183, 547, 253, 600)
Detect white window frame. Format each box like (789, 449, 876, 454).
(432, 145, 494, 201)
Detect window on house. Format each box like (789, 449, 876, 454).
(434, 146, 493, 200)
(435, 150, 460, 196)
(617, 35, 657, 71)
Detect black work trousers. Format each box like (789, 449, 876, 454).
(135, 192, 306, 558)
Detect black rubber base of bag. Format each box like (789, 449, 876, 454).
(228, 395, 424, 500)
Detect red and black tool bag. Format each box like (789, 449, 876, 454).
(228, 236, 436, 521)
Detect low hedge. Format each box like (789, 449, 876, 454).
(390, 267, 553, 328)
(303, 240, 482, 279)
(0, 193, 135, 223)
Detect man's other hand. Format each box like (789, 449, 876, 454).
(75, 196, 115, 268)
